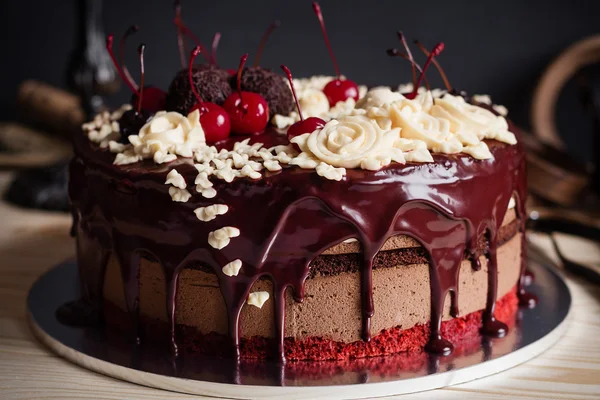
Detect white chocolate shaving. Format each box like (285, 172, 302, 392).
(169, 187, 191, 202)
(165, 169, 186, 189)
(316, 162, 346, 181)
(208, 226, 240, 249)
(247, 291, 270, 308)
(222, 259, 242, 277)
(194, 204, 228, 222)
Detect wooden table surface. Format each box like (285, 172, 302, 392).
(0, 171, 599, 400)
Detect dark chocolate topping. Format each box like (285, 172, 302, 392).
(69, 119, 529, 361)
(165, 68, 232, 114)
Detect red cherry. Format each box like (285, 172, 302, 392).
(132, 87, 166, 113)
(223, 92, 269, 135)
(226, 68, 237, 76)
(223, 54, 269, 135)
(312, 2, 359, 106)
(323, 79, 359, 107)
(280, 65, 326, 141)
(190, 102, 231, 143)
(188, 46, 231, 143)
(287, 117, 325, 139)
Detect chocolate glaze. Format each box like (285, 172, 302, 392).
(68, 118, 529, 361)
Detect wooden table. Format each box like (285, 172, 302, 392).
(0, 171, 598, 400)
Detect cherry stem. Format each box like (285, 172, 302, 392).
(281, 65, 304, 121)
(106, 34, 139, 95)
(137, 44, 145, 114)
(409, 42, 444, 99)
(236, 54, 248, 110)
(397, 31, 416, 88)
(415, 40, 453, 92)
(386, 48, 430, 90)
(211, 32, 221, 66)
(174, 1, 187, 68)
(188, 46, 207, 114)
(312, 2, 341, 78)
(253, 20, 280, 67)
(119, 25, 140, 91)
(173, 0, 209, 65)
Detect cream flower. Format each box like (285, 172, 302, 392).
(291, 115, 406, 169)
(126, 110, 206, 164)
(431, 95, 516, 145)
(388, 99, 464, 155)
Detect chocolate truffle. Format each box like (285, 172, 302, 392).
(235, 66, 294, 116)
(165, 68, 232, 115)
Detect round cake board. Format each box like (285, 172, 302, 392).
(27, 259, 571, 399)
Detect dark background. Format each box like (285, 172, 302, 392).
(2, 0, 599, 161)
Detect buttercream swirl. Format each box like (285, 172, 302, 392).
(291, 115, 423, 171)
(114, 110, 205, 165)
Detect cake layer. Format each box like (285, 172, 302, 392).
(103, 283, 518, 361)
(102, 231, 521, 347)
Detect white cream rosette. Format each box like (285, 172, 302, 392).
(387, 97, 464, 155)
(124, 110, 205, 164)
(291, 115, 409, 170)
(431, 94, 516, 145)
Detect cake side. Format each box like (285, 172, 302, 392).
(70, 61, 528, 361)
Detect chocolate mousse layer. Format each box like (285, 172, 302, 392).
(102, 223, 521, 348)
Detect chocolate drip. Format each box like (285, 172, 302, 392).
(514, 191, 538, 309)
(115, 248, 142, 344)
(68, 121, 529, 361)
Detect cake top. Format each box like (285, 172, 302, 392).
(80, 1, 518, 197)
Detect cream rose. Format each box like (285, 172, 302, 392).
(431, 94, 516, 145)
(291, 115, 407, 170)
(388, 100, 464, 155)
(125, 110, 205, 164)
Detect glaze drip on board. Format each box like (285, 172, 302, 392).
(68, 121, 529, 361)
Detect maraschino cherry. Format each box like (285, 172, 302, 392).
(312, 2, 359, 107)
(118, 44, 153, 142)
(223, 54, 269, 135)
(280, 65, 325, 141)
(188, 46, 231, 143)
(106, 32, 166, 112)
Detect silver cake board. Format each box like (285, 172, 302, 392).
(27, 259, 571, 399)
